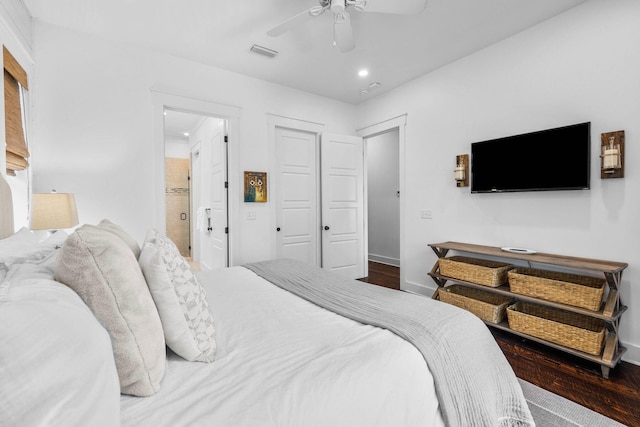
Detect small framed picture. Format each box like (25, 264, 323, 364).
(244, 171, 267, 202)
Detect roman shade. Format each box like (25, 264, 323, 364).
(3, 46, 29, 176)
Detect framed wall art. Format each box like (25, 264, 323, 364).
(244, 171, 267, 202)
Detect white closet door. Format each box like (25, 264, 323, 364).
(275, 127, 320, 266)
(320, 132, 365, 279)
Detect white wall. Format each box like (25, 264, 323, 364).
(367, 129, 400, 266)
(356, 0, 640, 364)
(30, 22, 357, 264)
(164, 136, 189, 159)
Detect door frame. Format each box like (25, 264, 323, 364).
(151, 89, 240, 266)
(357, 114, 407, 288)
(267, 114, 325, 259)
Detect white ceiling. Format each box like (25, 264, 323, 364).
(163, 110, 204, 141)
(23, 0, 587, 105)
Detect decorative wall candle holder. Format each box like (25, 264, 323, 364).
(455, 154, 469, 187)
(600, 131, 624, 179)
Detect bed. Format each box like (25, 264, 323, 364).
(0, 174, 534, 426)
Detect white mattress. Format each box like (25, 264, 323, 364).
(121, 266, 444, 426)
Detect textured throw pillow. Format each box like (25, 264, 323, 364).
(98, 219, 141, 258)
(54, 225, 165, 396)
(139, 230, 216, 363)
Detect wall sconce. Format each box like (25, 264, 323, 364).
(600, 131, 624, 179)
(455, 154, 469, 187)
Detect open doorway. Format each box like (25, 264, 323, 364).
(163, 109, 228, 271)
(365, 128, 400, 288)
(357, 114, 406, 290)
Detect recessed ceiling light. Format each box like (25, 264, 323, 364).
(358, 69, 369, 77)
(360, 89, 369, 95)
(163, 111, 167, 116)
(183, 132, 189, 137)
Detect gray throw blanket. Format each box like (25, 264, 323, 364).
(245, 259, 534, 427)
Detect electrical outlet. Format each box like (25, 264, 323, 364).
(420, 209, 432, 219)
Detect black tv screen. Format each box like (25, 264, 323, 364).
(471, 122, 591, 193)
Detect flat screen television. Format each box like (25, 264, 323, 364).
(471, 122, 591, 193)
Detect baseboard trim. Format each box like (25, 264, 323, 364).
(401, 280, 435, 297)
(624, 342, 640, 366)
(368, 254, 400, 267)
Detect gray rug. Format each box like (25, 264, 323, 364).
(519, 379, 626, 426)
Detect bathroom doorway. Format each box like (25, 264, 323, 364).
(164, 109, 228, 270)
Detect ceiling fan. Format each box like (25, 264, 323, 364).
(267, 0, 428, 53)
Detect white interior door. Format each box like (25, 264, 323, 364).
(321, 132, 365, 279)
(275, 127, 320, 266)
(209, 127, 228, 268)
(190, 144, 201, 263)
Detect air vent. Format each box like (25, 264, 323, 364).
(250, 44, 278, 58)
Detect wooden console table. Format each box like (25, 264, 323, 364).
(428, 241, 628, 378)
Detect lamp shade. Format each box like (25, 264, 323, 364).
(30, 193, 79, 230)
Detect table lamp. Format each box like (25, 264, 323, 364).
(30, 192, 79, 232)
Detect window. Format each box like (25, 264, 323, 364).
(3, 46, 29, 176)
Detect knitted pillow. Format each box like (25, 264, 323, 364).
(54, 225, 165, 396)
(97, 219, 141, 258)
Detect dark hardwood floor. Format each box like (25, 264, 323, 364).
(357, 260, 401, 290)
(359, 261, 640, 426)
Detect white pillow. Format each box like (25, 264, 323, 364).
(0, 229, 67, 267)
(0, 261, 120, 426)
(0, 227, 37, 256)
(139, 230, 216, 362)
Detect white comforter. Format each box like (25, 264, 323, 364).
(121, 266, 445, 427)
(0, 258, 120, 427)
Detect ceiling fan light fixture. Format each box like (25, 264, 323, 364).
(331, 0, 346, 13)
(348, 0, 368, 12)
(309, 6, 326, 16)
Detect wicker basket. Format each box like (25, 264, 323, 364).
(507, 302, 606, 355)
(508, 268, 605, 311)
(438, 256, 513, 287)
(439, 285, 513, 324)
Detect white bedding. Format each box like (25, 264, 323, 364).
(0, 257, 120, 427)
(121, 266, 445, 427)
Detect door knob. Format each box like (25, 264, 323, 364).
(324, 226, 330, 231)
(276, 227, 281, 232)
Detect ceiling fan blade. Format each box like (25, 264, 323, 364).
(358, 0, 428, 15)
(334, 12, 355, 53)
(267, 6, 326, 37)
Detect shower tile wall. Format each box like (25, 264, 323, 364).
(165, 158, 190, 257)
